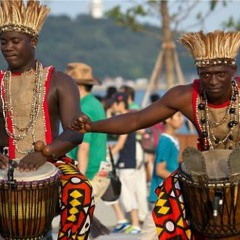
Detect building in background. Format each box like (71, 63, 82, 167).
(90, 0, 103, 19)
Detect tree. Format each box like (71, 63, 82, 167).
(106, 0, 228, 108)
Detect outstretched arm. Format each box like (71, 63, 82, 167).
(70, 101, 175, 135)
(70, 84, 194, 135)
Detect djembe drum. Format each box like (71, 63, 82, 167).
(0, 161, 60, 240)
(178, 147, 240, 238)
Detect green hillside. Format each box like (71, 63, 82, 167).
(0, 14, 195, 80)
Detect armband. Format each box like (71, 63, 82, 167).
(33, 140, 56, 159)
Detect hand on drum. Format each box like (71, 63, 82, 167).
(18, 151, 48, 172)
(0, 153, 9, 169)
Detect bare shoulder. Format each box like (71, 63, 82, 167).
(46, 68, 80, 124)
(46, 69, 79, 106)
(160, 83, 194, 114)
(162, 83, 193, 101)
(50, 69, 76, 89)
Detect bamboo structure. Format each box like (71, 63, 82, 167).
(141, 41, 185, 107)
(141, 1, 195, 133)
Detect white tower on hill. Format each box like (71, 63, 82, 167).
(90, 0, 103, 19)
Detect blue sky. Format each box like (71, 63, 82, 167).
(46, 0, 240, 32)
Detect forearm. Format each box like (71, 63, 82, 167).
(77, 142, 89, 175)
(46, 129, 83, 158)
(91, 112, 139, 134)
(157, 169, 172, 179)
(110, 134, 127, 155)
(111, 144, 122, 156)
(156, 161, 172, 179)
(78, 159, 88, 175)
(30, 130, 83, 171)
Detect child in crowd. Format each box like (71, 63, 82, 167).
(140, 112, 184, 240)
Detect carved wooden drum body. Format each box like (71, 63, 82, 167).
(0, 161, 60, 240)
(179, 148, 240, 238)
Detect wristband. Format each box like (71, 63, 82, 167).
(33, 140, 45, 152)
(33, 140, 56, 159)
(42, 145, 56, 159)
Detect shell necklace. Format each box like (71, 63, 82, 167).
(0, 61, 44, 153)
(197, 79, 239, 150)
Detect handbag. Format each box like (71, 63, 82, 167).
(101, 145, 122, 202)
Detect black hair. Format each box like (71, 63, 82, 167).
(120, 85, 135, 100)
(82, 84, 93, 92)
(150, 93, 161, 103)
(106, 86, 117, 98)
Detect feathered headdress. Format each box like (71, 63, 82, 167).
(0, 0, 50, 38)
(179, 30, 240, 67)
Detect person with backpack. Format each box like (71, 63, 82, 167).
(141, 93, 165, 183)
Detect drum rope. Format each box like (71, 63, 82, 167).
(7, 162, 15, 239)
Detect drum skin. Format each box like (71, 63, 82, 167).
(0, 161, 60, 240)
(179, 177, 240, 238)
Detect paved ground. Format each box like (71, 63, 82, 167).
(97, 233, 140, 240)
(51, 231, 140, 240)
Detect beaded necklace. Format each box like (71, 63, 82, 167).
(0, 61, 44, 154)
(197, 79, 239, 150)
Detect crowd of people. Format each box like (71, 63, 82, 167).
(59, 62, 170, 238)
(92, 84, 182, 239)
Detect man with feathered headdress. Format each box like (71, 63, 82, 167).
(70, 29, 240, 239)
(0, 1, 94, 239)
